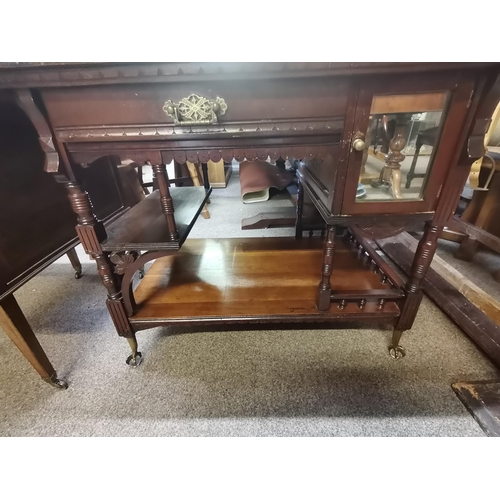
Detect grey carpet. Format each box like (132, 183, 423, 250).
(1, 168, 498, 436)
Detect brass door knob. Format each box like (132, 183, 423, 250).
(352, 138, 366, 151)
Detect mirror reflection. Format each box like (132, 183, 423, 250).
(356, 92, 448, 202)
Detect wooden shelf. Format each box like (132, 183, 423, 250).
(130, 237, 401, 329)
(101, 187, 211, 252)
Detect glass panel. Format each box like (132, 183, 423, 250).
(355, 92, 448, 202)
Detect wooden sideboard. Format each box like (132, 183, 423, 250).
(1, 62, 498, 369)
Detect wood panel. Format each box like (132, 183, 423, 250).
(0, 94, 78, 296)
(371, 92, 448, 114)
(131, 237, 400, 324)
(41, 78, 349, 129)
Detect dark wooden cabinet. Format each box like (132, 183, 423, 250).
(1, 62, 498, 371)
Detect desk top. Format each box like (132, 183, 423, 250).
(1, 62, 498, 89)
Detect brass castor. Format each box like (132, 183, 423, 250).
(43, 372, 69, 389)
(389, 329, 405, 359)
(74, 270, 83, 279)
(388, 345, 406, 359)
(126, 352, 143, 367)
(126, 336, 142, 367)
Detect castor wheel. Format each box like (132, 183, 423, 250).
(44, 373, 69, 389)
(388, 345, 406, 359)
(138, 270, 145, 279)
(74, 270, 83, 279)
(126, 351, 143, 367)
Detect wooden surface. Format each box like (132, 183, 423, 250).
(131, 237, 400, 327)
(452, 381, 500, 437)
(0, 94, 79, 298)
(370, 92, 448, 114)
(101, 187, 211, 251)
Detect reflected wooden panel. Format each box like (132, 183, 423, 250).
(371, 92, 448, 114)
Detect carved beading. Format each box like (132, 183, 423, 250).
(67, 144, 335, 169)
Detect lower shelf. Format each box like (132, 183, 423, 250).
(130, 237, 401, 328)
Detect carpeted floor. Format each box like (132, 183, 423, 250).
(1, 167, 499, 436)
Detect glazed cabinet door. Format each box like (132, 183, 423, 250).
(341, 72, 477, 215)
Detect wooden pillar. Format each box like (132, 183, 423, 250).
(152, 164, 179, 241)
(317, 226, 335, 311)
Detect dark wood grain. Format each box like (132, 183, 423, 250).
(131, 237, 401, 327)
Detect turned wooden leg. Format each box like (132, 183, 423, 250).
(386, 118, 407, 200)
(295, 179, 304, 240)
(391, 168, 403, 199)
(66, 247, 82, 279)
(186, 161, 210, 219)
(391, 223, 441, 357)
(66, 182, 139, 364)
(152, 164, 179, 239)
(317, 226, 335, 311)
(0, 295, 68, 388)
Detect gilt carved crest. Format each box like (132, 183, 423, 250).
(163, 94, 227, 125)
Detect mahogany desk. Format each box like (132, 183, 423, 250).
(1, 62, 498, 369)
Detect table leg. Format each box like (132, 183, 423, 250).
(0, 294, 68, 388)
(391, 223, 441, 358)
(186, 161, 210, 219)
(406, 137, 422, 189)
(66, 247, 82, 279)
(317, 226, 335, 311)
